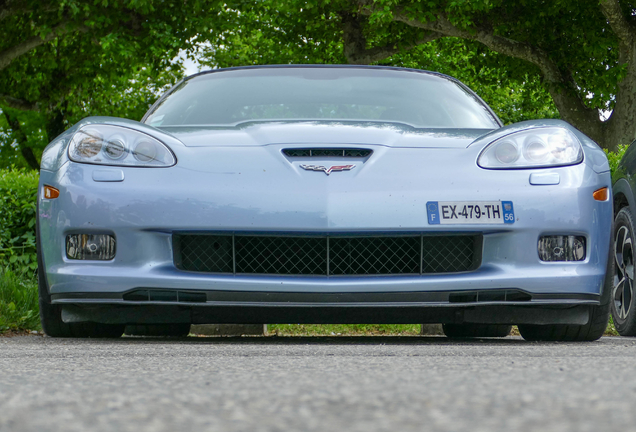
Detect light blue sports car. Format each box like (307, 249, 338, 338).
(37, 65, 613, 340)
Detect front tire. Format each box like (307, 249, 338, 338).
(38, 270, 125, 338)
(610, 207, 636, 335)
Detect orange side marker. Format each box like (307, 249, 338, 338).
(593, 187, 608, 201)
(43, 185, 60, 199)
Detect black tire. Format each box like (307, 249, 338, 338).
(610, 207, 636, 335)
(124, 324, 191, 337)
(518, 228, 614, 341)
(442, 324, 512, 338)
(38, 277, 125, 338)
(37, 205, 124, 338)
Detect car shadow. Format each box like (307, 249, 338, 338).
(108, 335, 540, 345)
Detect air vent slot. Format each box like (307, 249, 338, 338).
(448, 290, 532, 303)
(123, 289, 207, 303)
(283, 148, 373, 158)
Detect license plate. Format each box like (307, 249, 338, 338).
(427, 201, 514, 225)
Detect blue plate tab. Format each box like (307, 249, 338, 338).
(427, 201, 440, 225)
(502, 201, 515, 224)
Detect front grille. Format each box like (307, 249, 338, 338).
(174, 234, 481, 275)
(329, 236, 421, 275)
(283, 148, 373, 158)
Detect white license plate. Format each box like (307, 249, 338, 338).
(427, 201, 514, 225)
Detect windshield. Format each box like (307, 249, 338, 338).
(144, 67, 500, 129)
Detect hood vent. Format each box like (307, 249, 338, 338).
(283, 148, 372, 158)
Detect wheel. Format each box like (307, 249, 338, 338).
(124, 324, 191, 337)
(38, 269, 125, 338)
(37, 206, 125, 338)
(611, 207, 636, 335)
(518, 227, 614, 341)
(38, 279, 125, 338)
(442, 324, 512, 338)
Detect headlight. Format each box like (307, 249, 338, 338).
(68, 125, 176, 167)
(478, 127, 583, 169)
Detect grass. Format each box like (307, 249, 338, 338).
(268, 324, 423, 336)
(269, 323, 619, 337)
(606, 316, 620, 336)
(0, 270, 40, 333)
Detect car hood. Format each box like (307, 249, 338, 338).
(159, 121, 493, 149)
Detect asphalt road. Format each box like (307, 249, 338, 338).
(1, 335, 636, 432)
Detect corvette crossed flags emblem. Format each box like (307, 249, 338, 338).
(299, 164, 356, 175)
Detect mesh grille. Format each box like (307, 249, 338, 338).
(174, 234, 480, 275)
(283, 148, 373, 158)
(235, 236, 326, 275)
(329, 237, 421, 275)
(422, 235, 476, 273)
(176, 235, 233, 273)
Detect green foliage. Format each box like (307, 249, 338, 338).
(199, 3, 346, 68)
(366, 0, 619, 113)
(384, 39, 560, 125)
(606, 316, 619, 337)
(268, 324, 422, 336)
(605, 144, 629, 177)
(0, 270, 40, 333)
(0, 0, 225, 169)
(0, 168, 39, 275)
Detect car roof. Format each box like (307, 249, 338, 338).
(185, 64, 456, 83)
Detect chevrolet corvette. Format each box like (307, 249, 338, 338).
(37, 65, 613, 340)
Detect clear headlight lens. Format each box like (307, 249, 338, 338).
(69, 125, 175, 167)
(478, 127, 583, 169)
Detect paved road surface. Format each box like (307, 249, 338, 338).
(1, 335, 635, 432)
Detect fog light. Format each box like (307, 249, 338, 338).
(538, 236, 585, 262)
(66, 234, 116, 260)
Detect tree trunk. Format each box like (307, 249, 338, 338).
(45, 107, 66, 143)
(597, 63, 636, 152)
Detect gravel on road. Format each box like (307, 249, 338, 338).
(1, 335, 635, 432)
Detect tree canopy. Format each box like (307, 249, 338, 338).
(2, 0, 634, 170)
(0, 0, 224, 169)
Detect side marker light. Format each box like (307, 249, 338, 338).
(43, 185, 60, 199)
(593, 187, 608, 201)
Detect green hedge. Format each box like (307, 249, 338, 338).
(0, 269, 39, 332)
(605, 145, 629, 176)
(0, 168, 38, 275)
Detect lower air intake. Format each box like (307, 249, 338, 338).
(174, 233, 481, 276)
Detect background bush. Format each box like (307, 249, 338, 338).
(0, 168, 38, 276)
(605, 145, 629, 176)
(0, 269, 39, 332)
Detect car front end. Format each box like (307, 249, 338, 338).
(37, 66, 613, 339)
